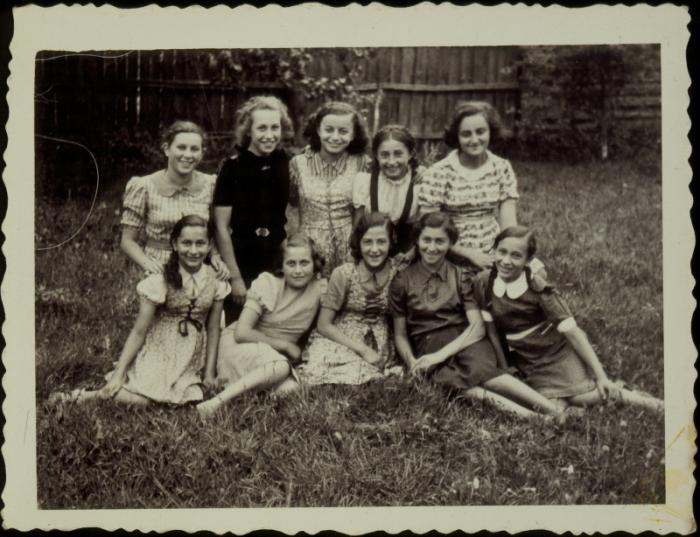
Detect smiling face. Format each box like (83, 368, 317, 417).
(248, 109, 282, 156)
(359, 225, 391, 270)
(163, 132, 203, 177)
(282, 245, 315, 290)
(376, 138, 411, 180)
(494, 236, 530, 282)
(457, 113, 490, 161)
(417, 226, 452, 270)
(317, 113, 355, 158)
(173, 225, 210, 273)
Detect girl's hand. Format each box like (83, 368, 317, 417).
(210, 256, 231, 281)
(596, 376, 622, 402)
(359, 346, 382, 366)
(469, 251, 495, 270)
(203, 374, 218, 390)
(143, 257, 164, 275)
(230, 277, 247, 305)
(411, 353, 439, 376)
(282, 341, 302, 362)
(101, 370, 126, 398)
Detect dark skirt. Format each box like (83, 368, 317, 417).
(413, 324, 506, 389)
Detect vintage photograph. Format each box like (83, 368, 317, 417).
(2, 4, 694, 534)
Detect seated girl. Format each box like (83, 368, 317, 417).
(389, 212, 563, 418)
(298, 212, 405, 385)
(472, 225, 664, 412)
(196, 233, 327, 416)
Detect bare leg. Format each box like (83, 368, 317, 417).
(568, 388, 664, 412)
(48, 387, 149, 406)
(462, 386, 537, 418)
(197, 360, 291, 416)
(482, 374, 561, 415)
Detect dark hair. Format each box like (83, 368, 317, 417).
(233, 95, 295, 150)
(485, 225, 537, 308)
(411, 211, 459, 249)
(302, 101, 369, 155)
(348, 211, 398, 264)
(443, 101, 505, 149)
(164, 215, 213, 289)
(272, 233, 325, 278)
(161, 120, 207, 149)
(370, 124, 419, 176)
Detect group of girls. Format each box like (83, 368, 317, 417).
(50, 95, 663, 418)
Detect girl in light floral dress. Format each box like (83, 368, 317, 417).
(298, 212, 406, 385)
(50, 215, 229, 405)
(289, 101, 370, 277)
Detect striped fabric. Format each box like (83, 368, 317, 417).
(418, 149, 519, 253)
(121, 170, 216, 264)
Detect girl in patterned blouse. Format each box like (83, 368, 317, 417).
(472, 226, 663, 412)
(120, 121, 229, 279)
(418, 101, 521, 272)
(50, 215, 230, 406)
(289, 101, 370, 278)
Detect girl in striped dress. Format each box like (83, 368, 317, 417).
(289, 101, 370, 278)
(120, 120, 229, 278)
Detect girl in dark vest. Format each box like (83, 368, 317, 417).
(352, 125, 423, 252)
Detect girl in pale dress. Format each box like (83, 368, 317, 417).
(289, 101, 370, 277)
(418, 102, 543, 274)
(472, 226, 663, 412)
(50, 215, 229, 405)
(121, 120, 228, 278)
(197, 234, 327, 416)
(353, 125, 424, 253)
(299, 212, 405, 385)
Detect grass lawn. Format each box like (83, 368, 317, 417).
(35, 158, 664, 508)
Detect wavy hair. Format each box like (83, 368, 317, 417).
(411, 211, 459, 250)
(370, 124, 419, 177)
(302, 101, 369, 155)
(443, 101, 506, 149)
(348, 211, 398, 264)
(271, 232, 326, 278)
(160, 120, 207, 150)
(233, 95, 295, 150)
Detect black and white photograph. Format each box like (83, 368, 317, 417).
(2, 3, 694, 534)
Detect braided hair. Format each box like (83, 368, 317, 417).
(484, 225, 537, 309)
(370, 124, 419, 177)
(164, 214, 213, 290)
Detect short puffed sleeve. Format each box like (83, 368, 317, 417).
(352, 172, 371, 209)
(417, 161, 448, 212)
(457, 267, 478, 311)
(321, 264, 352, 311)
(388, 269, 408, 317)
(121, 175, 148, 229)
(532, 273, 575, 328)
(496, 157, 519, 202)
(214, 279, 231, 301)
(136, 273, 167, 304)
(244, 272, 281, 316)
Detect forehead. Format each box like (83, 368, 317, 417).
(377, 138, 409, 153)
(497, 236, 529, 252)
(171, 132, 203, 146)
(419, 225, 450, 240)
(284, 245, 313, 260)
(177, 225, 208, 240)
(458, 113, 489, 130)
(251, 109, 281, 125)
(361, 225, 390, 240)
(319, 113, 354, 128)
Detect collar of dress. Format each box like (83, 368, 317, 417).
(493, 272, 528, 299)
(179, 264, 208, 291)
(357, 260, 392, 287)
(380, 169, 411, 187)
(446, 149, 492, 172)
(154, 170, 206, 197)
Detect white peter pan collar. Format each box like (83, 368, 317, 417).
(493, 272, 528, 299)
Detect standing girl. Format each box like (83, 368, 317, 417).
(197, 234, 327, 416)
(213, 95, 295, 323)
(299, 212, 405, 385)
(121, 121, 228, 277)
(289, 101, 370, 277)
(389, 212, 563, 418)
(51, 215, 229, 405)
(353, 125, 424, 253)
(418, 101, 524, 271)
(472, 226, 664, 411)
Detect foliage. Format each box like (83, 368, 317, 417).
(515, 45, 660, 166)
(35, 159, 665, 508)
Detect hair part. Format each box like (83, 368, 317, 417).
(302, 101, 369, 155)
(370, 124, 419, 176)
(443, 101, 505, 149)
(164, 214, 214, 289)
(161, 120, 207, 150)
(492, 225, 537, 259)
(272, 232, 326, 278)
(348, 211, 398, 264)
(233, 95, 295, 150)
(412, 211, 459, 248)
